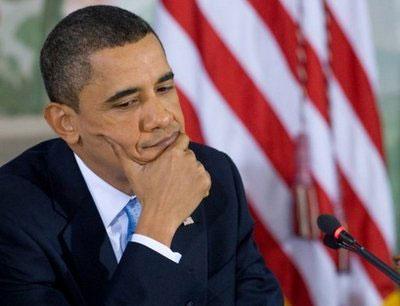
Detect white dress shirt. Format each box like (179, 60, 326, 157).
(74, 154, 181, 263)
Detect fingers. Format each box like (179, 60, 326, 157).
(104, 136, 124, 159)
(192, 158, 211, 197)
(168, 132, 190, 153)
(185, 148, 196, 159)
(103, 136, 143, 177)
(200, 170, 211, 197)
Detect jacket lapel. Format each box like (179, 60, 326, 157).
(47, 139, 118, 299)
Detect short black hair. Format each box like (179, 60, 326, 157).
(40, 5, 158, 111)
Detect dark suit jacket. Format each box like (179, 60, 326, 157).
(0, 138, 283, 306)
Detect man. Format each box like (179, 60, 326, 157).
(0, 5, 283, 306)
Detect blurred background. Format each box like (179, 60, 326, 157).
(0, 0, 400, 306)
(1, 0, 399, 227)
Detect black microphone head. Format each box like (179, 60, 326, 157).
(317, 214, 341, 236)
(323, 235, 341, 249)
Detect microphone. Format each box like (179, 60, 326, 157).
(317, 214, 355, 246)
(317, 214, 400, 285)
(322, 234, 341, 249)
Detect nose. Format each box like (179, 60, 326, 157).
(141, 97, 173, 131)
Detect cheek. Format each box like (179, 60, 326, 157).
(81, 112, 132, 135)
(175, 108, 185, 129)
(78, 112, 108, 136)
(168, 95, 185, 128)
(105, 116, 143, 152)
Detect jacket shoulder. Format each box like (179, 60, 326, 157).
(0, 138, 61, 179)
(189, 142, 241, 184)
(0, 139, 62, 218)
(189, 142, 233, 172)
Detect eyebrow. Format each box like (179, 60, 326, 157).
(105, 88, 139, 103)
(157, 71, 174, 83)
(104, 71, 175, 103)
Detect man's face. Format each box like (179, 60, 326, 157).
(74, 34, 185, 176)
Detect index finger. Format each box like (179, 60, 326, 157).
(166, 132, 190, 152)
(103, 136, 143, 176)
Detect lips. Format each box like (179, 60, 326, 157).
(144, 131, 179, 149)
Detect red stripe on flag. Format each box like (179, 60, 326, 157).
(163, 0, 296, 186)
(327, 8, 385, 158)
(249, 203, 314, 306)
(177, 88, 206, 144)
(339, 170, 395, 298)
(248, 0, 330, 123)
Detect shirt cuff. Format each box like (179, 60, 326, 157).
(131, 234, 182, 263)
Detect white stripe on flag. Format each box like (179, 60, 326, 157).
(325, 0, 379, 91)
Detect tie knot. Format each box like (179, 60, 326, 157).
(126, 197, 139, 209)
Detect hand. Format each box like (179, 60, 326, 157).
(105, 133, 211, 247)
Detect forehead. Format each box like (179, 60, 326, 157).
(87, 34, 170, 90)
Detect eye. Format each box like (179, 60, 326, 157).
(157, 85, 174, 93)
(116, 99, 138, 108)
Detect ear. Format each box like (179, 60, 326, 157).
(43, 102, 80, 145)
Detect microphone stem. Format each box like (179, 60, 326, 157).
(355, 245, 400, 285)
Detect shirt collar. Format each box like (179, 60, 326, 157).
(74, 153, 134, 228)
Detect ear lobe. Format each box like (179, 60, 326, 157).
(43, 103, 80, 145)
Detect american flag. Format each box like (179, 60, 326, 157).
(154, 0, 398, 305)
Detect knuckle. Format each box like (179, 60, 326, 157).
(187, 149, 196, 158)
(179, 134, 190, 149)
(206, 177, 212, 189)
(202, 171, 211, 188)
(196, 160, 203, 169)
(182, 134, 190, 143)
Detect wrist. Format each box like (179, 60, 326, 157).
(135, 214, 178, 248)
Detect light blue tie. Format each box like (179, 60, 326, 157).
(123, 197, 142, 244)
